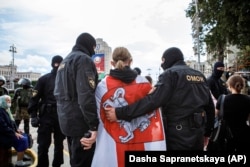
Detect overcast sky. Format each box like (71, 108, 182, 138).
(0, 0, 199, 79)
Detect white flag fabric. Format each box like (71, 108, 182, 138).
(91, 75, 166, 167)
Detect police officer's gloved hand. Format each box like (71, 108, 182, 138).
(31, 117, 39, 127)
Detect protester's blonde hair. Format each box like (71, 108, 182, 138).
(226, 74, 245, 93)
(112, 47, 132, 70)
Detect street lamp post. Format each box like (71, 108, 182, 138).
(9, 44, 17, 90)
(194, 0, 200, 72)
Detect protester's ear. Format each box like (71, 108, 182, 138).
(111, 61, 116, 67)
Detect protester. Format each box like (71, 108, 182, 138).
(13, 78, 33, 134)
(0, 95, 31, 167)
(92, 47, 166, 167)
(28, 55, 65, 167)
(105, 47, 215, 150)
(54, 32, 99, 167)
(207, 61, 228, 100)
(0, 76, 9, 96)
(215, 74, 250, 151)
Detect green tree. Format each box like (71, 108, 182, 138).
(186, 0, 250, 63)
(237, 46, 250, 71)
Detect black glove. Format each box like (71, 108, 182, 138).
(31, 117, 39, 127)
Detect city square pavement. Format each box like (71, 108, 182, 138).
(19, 122, 70, 167)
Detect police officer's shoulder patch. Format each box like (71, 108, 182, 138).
(32, 90, 38, 97)
(88, 77, 95, 89)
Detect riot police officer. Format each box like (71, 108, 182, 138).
(54, 32, 99, 167)
(105, 47, 215, 150)
(0, 75, 9, 96)
(13, 78, 33, 134)
(28, 55, 65, 167)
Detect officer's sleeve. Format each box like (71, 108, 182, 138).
(76, 56, 99, 131)
(28, 78, 43, 117)
(204, 92, 215, 137)
(116, 72, 173, 121)
(207, 78, 215, 98)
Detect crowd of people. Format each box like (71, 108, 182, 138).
(0, 32, 250, 167)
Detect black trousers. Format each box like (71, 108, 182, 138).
(166, 125, 204, 150)
(37, 111, 65, 167)
(67, 136, 95, 167)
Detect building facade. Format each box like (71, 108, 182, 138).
(0, 65, 41, 89)
(94, 38, 112, 79)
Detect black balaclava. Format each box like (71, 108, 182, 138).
(213, 61, 224, 78)
(51, 55, 63, 68)
(133, 67, 141, 75)
(72, 32, 96, 56)
(161, 47, 184, 70)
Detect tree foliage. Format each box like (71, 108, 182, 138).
(186, 0, 250, 65)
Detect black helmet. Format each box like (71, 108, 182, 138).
(18, 78, 32, 87)
(0, 75, 6, 85)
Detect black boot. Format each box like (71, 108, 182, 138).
(24, 119, 30, 134)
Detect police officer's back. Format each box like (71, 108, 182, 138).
(54, 32, 99, 167)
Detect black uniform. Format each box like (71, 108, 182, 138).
(54, 33, 99, 167)
(115, 47, 215, 150)
(0, 86, 9, 96)
(207, 61, 228, 100)
(28, 57, 65, 167)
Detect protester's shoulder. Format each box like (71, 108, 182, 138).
(97, 76, 107, 86)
